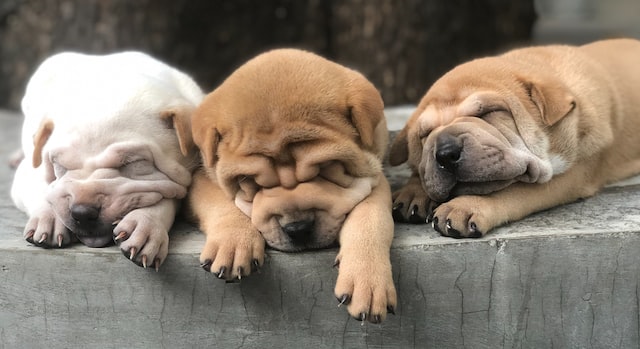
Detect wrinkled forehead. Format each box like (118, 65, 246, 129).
(416, 91, 508, 133)
(48, 140, 153, 169)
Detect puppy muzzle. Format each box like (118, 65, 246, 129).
(422, 127, 553, 202)
(244, 176, 376, 251)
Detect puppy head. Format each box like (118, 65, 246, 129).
(192, 48, 386, 251)
(24, 52, 202, 247)
(389, 54, 576, 202)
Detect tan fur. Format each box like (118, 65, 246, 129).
(184, 49, 397, 322)
(390, 39, 640, 237)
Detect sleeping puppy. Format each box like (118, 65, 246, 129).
(390, 38, 640, 237)
(184, 49, 397, 323)
(11, 52, 202, 269)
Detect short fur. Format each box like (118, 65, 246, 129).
(390, 39, 640, 237)
(11, 52, 203, 268)
(181, 49, 397, 322)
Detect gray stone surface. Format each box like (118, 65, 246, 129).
(1, 109, 640, 348)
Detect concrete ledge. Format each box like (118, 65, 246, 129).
(2, 109, 640, 348)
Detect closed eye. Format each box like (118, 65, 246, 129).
(52, 161, 67, 178)
(120, 159, 155, 177)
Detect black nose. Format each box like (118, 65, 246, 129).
(282, 220, 315, 244)
(70, 204, 101, 223)
(435, 134, 463, 172)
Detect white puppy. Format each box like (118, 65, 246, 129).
(11, 51, 203, 269)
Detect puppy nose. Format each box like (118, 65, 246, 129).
(282, 220, 315, 244)
(70, 204, 100, 223)
(435, 134, 463, 172)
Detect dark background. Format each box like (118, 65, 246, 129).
(0, 0, 537, 111)
(2, 0, 638, 112)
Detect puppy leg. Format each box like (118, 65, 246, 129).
(392, 171, 435, 224)
(113, 198, 178, 270)
(433, 161, 602, 237)
(334, 174, 397, 323)
(11, 160, 73, 247)
(187, 169, 265, 280)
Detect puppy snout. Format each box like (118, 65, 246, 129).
(70, 204, 101, 223)
(435, 134, 463, 172)
(282, 219, 315, 244)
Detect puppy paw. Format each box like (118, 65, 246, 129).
(333, 253, 397, 323)
(113, 211, 170, 270)
(200, 227, 265, 281)
(24, 208, 74, 248)
(432, 196, 493, 238)
(392, 179, 435, 224)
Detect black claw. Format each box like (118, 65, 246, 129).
(336, 294, 351, 306)
(354, 312, 367, 322)
(251, 259, 260, 272)
(217, 266, 227, 279)
(332, 259, 340, 269)
(469, 222, 483, 238)
(408, 205, 424, 224)
(426, 212, 434, 223)
(444, 219, 463, 238)
(372, 315, 382, 324)
(387, 305, 396, 315)
(391, 202, 405, 222)
(200, 259, 213, 272)
(25, 230, 35, 244)
(432, 216, 442, 233)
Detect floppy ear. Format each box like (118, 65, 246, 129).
(388, 127, 409, 166)
(32, 118, 54, 168)
(197, 127, 220, 168)
(527, 78, 575, 126)
(160, 105, 196, 157)
(346, 75, 385, 151)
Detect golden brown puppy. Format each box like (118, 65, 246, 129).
(183, 49, 397, 323)
(390, 38, 640, 237)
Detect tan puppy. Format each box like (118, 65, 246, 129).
(183, 49, 397, 323)
(390, 39, 640, 237)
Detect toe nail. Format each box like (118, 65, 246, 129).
(38, 233, 47, 244)
(354, 312, 367, 322)
(387, 305, 396, 315)
(154, 259, 161, 272)
(200, 259, 213, 272)
(237, 266, 244, 280)
(112, 219, 121, 226)
(142, 255, 148, 269)
(114, 231, 127, 242)
(332, 259, 340, 269)
(392, 202, 404, 211)
(57, 234, 63, 248)
(446, 219, 452, 231)
(251, 259, 260, 272)
(217, 266, 226, 279)
(372, 315, 382, 324)
(129, 247, 137, 260)
(336, 294, 351, 307)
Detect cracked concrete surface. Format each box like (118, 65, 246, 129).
(1, 108, 640, 348)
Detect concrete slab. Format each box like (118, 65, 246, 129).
(1, 109, 640, 348)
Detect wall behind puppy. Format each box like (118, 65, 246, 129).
(0, 0, 536, 111)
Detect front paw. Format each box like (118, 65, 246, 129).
(333, 253, 397, 323)
(392, 179, 435, 224)
(24, 208, 74, 248)
(432, 196, 492, 238)
(113, 212, 170, 270)
(200, 227, 265, 281)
